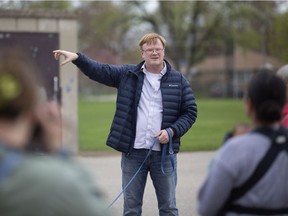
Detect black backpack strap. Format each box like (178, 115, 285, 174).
(229, 136, 281, 201)
(228, 204, 288, 215)
(217, 126, 288, 215)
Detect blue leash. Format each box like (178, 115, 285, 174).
(108, 128, 175, 208)
(161, 128, 175, 175)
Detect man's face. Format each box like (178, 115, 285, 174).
(141, 39, 165, 70)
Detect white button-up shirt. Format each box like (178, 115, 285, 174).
(134, 63, 167, 151)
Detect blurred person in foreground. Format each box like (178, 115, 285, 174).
(53, 32, 197, 216)
(198, 70, 288, 216)
(0, 49, 112, 216)
(277, 64, 288, 127)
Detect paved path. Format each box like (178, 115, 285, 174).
(78, 151, 215, 216)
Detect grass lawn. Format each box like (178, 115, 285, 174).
(78, 98, 250, 152)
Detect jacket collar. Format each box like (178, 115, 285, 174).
(132, 59, 172, 75)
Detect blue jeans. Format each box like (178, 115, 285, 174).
(121, 149, 178, 216)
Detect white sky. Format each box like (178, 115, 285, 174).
(71, 0, 159, 12)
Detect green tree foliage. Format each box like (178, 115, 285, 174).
(125, 1, 288, 71)
(269, 10, 288, 62)
(77, 1, 134, 54)
(226, 1, 278, 56)
(127, 1, 225, 73)
(2, 0, 287, 65)
(0, 0, 72, 10)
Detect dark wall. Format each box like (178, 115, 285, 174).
(0, 32, 59, 100)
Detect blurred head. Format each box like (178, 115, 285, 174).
(276, 64, 288, 101)
(276, 64, 288, 85)
(139, 33, 166, 72)
(0, 48, 41, 148)
(245, 69, 286, 125)
(0, 49, 39, 120)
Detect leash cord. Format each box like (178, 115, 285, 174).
(107, 138, 157, 208)
(161, 128, 175, 175)
(107, 128, 175, 208)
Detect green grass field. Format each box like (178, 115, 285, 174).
(78, 98, 250, 152)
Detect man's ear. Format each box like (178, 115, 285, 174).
(141, 51, 145, 59)
(244, 98, 253, 119)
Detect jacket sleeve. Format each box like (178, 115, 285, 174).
(72, 52, 125, 88)
(170, 76, 197, 137)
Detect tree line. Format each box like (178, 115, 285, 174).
(1, 0, 288, 74)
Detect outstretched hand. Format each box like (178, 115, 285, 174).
(53, 50, 78, 66)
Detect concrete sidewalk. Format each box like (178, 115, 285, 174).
(78, 151, 215, 216)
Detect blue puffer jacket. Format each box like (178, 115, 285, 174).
(73, 53, 197, 154)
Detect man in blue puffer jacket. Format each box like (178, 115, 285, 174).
(54, 32, 197, 216)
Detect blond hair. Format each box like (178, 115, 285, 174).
(138, 33, 166, 50)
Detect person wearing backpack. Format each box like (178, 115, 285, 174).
(197, 69, 288, 216)
(0, 48, 112, 216)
